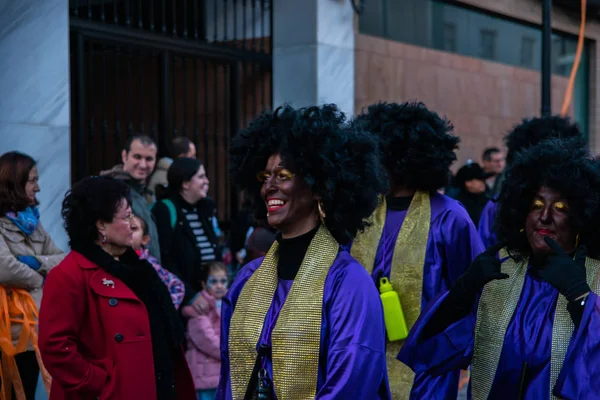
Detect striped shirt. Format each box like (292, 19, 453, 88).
(181, 207, 216, 263)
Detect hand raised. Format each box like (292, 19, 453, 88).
(538, 237, 589, 302)
(459, 242, 509, 294)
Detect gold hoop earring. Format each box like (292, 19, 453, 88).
(317, 201, 326, 224)
(575, 233, 580, 248)
(519, 228, 525, 233)
(102, 234, 107, 244)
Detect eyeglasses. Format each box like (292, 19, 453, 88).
(256, 168, 295, 184)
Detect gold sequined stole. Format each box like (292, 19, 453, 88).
(472, 254, 600, 400)
(228, 225, 339, 400)
(351, 191, 431, 399)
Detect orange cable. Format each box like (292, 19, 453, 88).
(560, 0, 587, 116)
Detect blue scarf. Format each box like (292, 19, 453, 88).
(6, 207, 40, 236)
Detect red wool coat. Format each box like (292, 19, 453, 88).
(38, 251, 196, 400)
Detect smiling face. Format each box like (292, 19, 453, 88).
(258, 153, 319, 238)
(121, 139, 157, 182)
(182, 164, 209, 203)
(525, 186, 576, 257)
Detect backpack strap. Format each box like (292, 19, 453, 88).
(151, 199, 177, 230)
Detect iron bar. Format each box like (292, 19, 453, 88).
(161, 0, 167, 34)
(126, 0, 131, 27)
(139, 50, 144, 133)
(204, 60, 210, 169)
(114, 46, 121, 150)
(172, 55, 178, 137)
(88, 0, 92, 19)
(70, 19, 272, 64)
(225, 0, 229, 43)
(252, 0, 257, 52)
(213, 0, 218, 42)
(183, 0, 188, 38)
(193, 57, 200, 147)
(76, 33, 86, 181)
(138, 0, 143, 29)
(261, 0, 265, 53)
(102, 43, 108, 165)
(74, 0, 79, 18)
(183, 57, 189, 137)
(234, 0, 238, 47)
(229, 62, 240, 220)
(101, 1, 105, 22)
(213, 62, 219, 211)
(541, 0, 552, 116)
(150, 0, 155, 32)
(194, 0, 199, 39)
(127, 47, 133, 135)
(88, 41, 95, 172)
(113, 0, 118, 24)
(243, 0, 247, 50)
(172, 0, 177, 36)
(159, 51, 171, 153)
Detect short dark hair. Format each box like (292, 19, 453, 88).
(133, 213, 149, 236)
(200, 261, 229, 284)
(169, 137, 192, 159)
(124, 135, 157, 153)
(483, 147, 501, 161)
(0, 152, 38, 214)
(62, 176, 131, 247)
(167, 157, 203, 194)
(356, 102, 459, 192)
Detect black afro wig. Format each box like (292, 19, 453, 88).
(355, 101, 459, 192)
(229, 104, 388, 245)
(496, 138, 600, 260)
(504, 115, 584, 165)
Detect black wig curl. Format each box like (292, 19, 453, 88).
(229, 104, 388, 245)
(355, 101, 459, 192)
(504, 115, 583, 165)
(496, 138, 600, 260)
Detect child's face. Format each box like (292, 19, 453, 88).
(204, 270, 229, 300)
(131, 217, 150, 251)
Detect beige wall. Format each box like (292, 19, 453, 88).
(354, 0, 599, 167)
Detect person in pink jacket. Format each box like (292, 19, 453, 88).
(182, 261, 228, 400)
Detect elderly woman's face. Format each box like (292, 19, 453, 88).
(258, 154, 318, 238)
(101, 198, 134, 249)
(525, 186, 576, 256)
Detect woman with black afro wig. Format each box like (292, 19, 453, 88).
(399, 138, 600, 399)
(350, 101, 483, 399)
(478, 115, 584, 248)
(217, 104, 391, 400)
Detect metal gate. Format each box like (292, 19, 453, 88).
(69, 0, 272, 225)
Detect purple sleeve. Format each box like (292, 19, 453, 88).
(398, 292, 475, 375)
(554, 292, 600, 399)
(165, 269, 185, 309)
(315, 258, 390, 399)
(477, 200, 497, 249)
(440, 209, 485, 286)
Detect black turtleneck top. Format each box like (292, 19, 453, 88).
(386, 195, 413, 212)
(276, 226, 319, 280)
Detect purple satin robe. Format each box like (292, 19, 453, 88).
(398, 266, 600, 399)
(477, 199, 497, 249)
(355, 193, 484, 399)
(216, 251, 391, 400)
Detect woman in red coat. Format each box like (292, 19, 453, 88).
(38, 176, 195, 400)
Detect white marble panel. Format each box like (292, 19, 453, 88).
(273, 45, 319, 109)
(0, 122, 70, 251)
(317, 45, 355, 116)
(316, 0, 354, 49)
(0, 0, 70, 126)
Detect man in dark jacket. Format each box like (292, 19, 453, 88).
(101, 135, 161, 261)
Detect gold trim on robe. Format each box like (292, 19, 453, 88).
(228, 225, 339, 400)
(472, 253, 600, 400)
(351, 191, 431, 399)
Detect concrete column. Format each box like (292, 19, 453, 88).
(0, 0, 71, 250)
(273, 0, 355, 116)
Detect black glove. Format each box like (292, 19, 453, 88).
(453, 242, 509, 299)
(422, 242, 508, 340)
(539, 237, 590, 302)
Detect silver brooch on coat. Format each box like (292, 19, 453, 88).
(102, 278, 115, 288)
